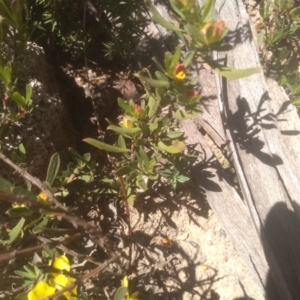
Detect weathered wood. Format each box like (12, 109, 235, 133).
(144, 0, 300, 298)
(212, 0, 300, 299)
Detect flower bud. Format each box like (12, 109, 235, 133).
(174, 64, 187, 80)
(134, 104, 145, 119)
(201, 20, 226, 44)
(123, 115, 134, 128)
(184, 89, 199, 98)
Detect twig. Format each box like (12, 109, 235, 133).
(37, 236, 103, 267)
(0, 233, 82, 262)
(0, 151, 66, 211)
(46, 254, 120, 300)
(0, 191, 109, 252)
(107, 154, 134, 265)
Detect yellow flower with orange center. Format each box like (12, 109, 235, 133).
(174, 64, 187, 80)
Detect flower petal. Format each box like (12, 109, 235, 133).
(52, 255, 71, 272)
(28, 281, 56, 300)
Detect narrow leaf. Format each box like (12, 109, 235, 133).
(184, 24, 207, 44)
(148, 96, 160, 118)
(46, 153, 61, 187)
(139, 74, 170, 88)
(167, 131, 184, 139)
(155, 71, 169, 82)
(83, 138, 130, 153)
(11, 92, 26, 107)
(201, 0, 215, 23)
(215, 66, 261, 80)
(108, 125, 141, 135)
(6, 207, 32, 217)
(183, 51, 195, 67)
(7, 217, 25, 245)
(170, 0, 186, 20)
(118, 135, 126, 149)
(25, 84, 33, 103)
(158, 140, 186, 153)
(170, 45, 182, 70)
(117, 98, 133, 114)
(149, 4, 183, 32)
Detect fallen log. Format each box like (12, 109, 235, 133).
(144, 0, 300, 299)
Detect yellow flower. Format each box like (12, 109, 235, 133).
(51, 255, 71, 277)
(173, 64, 187, 80)
(38, 191, 48, 201)
(63, 277, 77, 300)
(50, 275, 77, 300)
(123, 116, 134, 128)
(28, 281, 56, 300)
(123, 275, 139, 300)
(12, 202, 26, 208)
(37, 191, 52, 204)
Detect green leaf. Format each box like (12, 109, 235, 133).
(6, 207, 32, 217)
(149, 4, 183, 32)
(170, 0, 186, 20)
(183, 51, 195, 67)
(14, 270, 35, 279)
(83, 153, 91, 162)
(148, 96, 160, 118)
(170, 45, 182, 70)
(113, 287, 127, 300)
(115, 166, 133, 176)
(152, 57, 167, 74)
(46, 153, 60, 187)
(139, 74, 170, 88)
(158, 140, 186, 153)
(0, 176, 13, 193)
(136, 174, 148, 191)
(83, 138, 130, 153)
(7, 217, 25, 245)
(201, 0, 215, 23)
(166, 131, 184, 139)
(11, 92, 26, 108)
(3, 62, 12, 85)
(117, 98, 133, 115)
(11, 187, 36, 200)
(175, 108, 190, 120)
(127, 194, 135, 206)
(25, 84, 32, 104)
(108, 125, 142, 135)
(118, 135, 126, 149)
(13, 291, 29, 300)
(177, 174, 190, 183)
(215, 66, 261, 80)
(139, 146, 149, 170)
(291, 7, 300, 20)
(292, 96, 300, 106)
(164, 51, 173, 70)
(19, 143, 26, 155)
(155, 71, 169, 82)
(184, 24, 207, 44)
